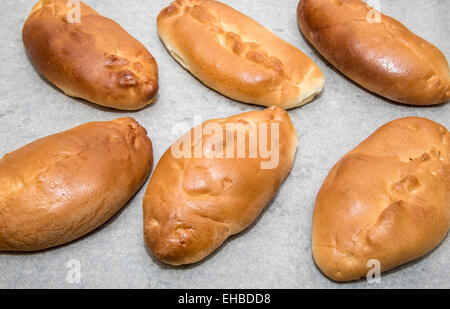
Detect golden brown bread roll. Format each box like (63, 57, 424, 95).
(143, 106, 298, 265)
(0, 118, 153, 251)
(157, 0, 324, 109)
(297, 0, 450, 105)
(22, 0, 158, 110)
(313, 117, 450, 281)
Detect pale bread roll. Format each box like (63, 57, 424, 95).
(143, 106, 298, 265)
(313, 117, 450, 281)
(157, 0, 324, 109)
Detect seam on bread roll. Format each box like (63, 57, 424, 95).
(312, 117, 450, 281)
(157, 0, 324, 109)
(22, 0, 158, 110)
(0, 118, 153, 251)
(297, 0, 450, 105)
(143, 106, 298, 265)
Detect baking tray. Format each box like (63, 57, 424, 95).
(0, 0, 448, 288)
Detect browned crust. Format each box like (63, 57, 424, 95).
(297, 0, 450, 105)
(313, 117, 450, 281)
(143, 106, 298, 265)
(22, 0, 158, 110)
(0, 118, 153, 251)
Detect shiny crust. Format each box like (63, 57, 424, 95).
(297, 0, 450, 105)
(22, 0, 158, 110)
(157, 0, 324, 109)
(143, 106, 298, 265)
(313, 117, 450, 281)
(0, 118, 153, 251)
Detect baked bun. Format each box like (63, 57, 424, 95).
(297, 0, 450, 105)
(22, 0, 158, 110)
(0, 118, 153, 251)
(313, 117, 450, 281)
(143, 106, 298, 265)
(157, 0, 324, 109)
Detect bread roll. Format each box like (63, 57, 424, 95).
(143, 106, 297, 265)
(22, 0, 158, 110)
(0, 118, 153, 251)
(313, 117, 450, 281)
(297, 0, 450, 105)
(157, 0, 324, 109)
